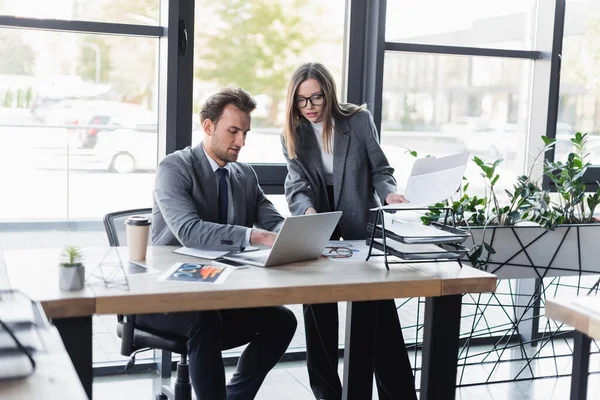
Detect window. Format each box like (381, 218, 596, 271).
(381, 52, 532, 198)
(0, 28, 159, 221)
(556, 0, 600, 165)
(0, 0, 160, 25)
(192, 0, 348, 165)
(386, 0, 538, 50)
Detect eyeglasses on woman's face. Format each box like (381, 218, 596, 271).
(295, 93, 325, 109)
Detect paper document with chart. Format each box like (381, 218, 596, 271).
(159, 263, 233, 284)
(375, 151, 470, 210)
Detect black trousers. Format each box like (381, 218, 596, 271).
(137, 306, 297, 400)
(303, 301, 417, 400)
(303, 186, 417, 399)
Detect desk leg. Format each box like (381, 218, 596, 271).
(342, 300, 377, 400)
(570, 331, 591, 400)
(420, 295, 461, 400)
(54, 316, 93, 400)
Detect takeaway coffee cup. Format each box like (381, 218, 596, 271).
(125, 215, 151, 261)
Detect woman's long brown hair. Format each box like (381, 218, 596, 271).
(283, 62, 365, 159)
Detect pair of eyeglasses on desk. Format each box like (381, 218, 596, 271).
(322, 247, 353, 258)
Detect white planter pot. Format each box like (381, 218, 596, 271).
(59, 265, 85, 291)
(467, 224, 600, 279)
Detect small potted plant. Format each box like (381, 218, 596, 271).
(59, 246, 85, 291)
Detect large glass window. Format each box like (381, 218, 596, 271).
(556, 0, 600, 164)
(192, 0, 348, 165)
(0, 28, 159, 221)
(386, 0, 538, 50)
(0, 0, 160, 25)
(381, 52, 532, 198)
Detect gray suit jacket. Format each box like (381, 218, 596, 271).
(152, 142, 284, 250)
(282, 109, 396, 240)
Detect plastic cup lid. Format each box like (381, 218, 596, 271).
(125, 215, 151, 226)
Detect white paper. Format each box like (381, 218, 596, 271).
(126, 260, 160, 275)
(0, 294, 36, 326)
(373, 152, 469, 210)
(374, 203, 437, 210)
(173, 246, 230, 260)
(385, 218, 464, 238)
(409, 155, 437, 175)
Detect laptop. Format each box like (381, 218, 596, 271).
(222, 211, 342, 267)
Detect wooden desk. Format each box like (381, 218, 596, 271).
(0, 326, 87, 400)
(5, 246, 497, 400)
(546, 296, 600, 400)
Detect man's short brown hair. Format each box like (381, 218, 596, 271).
(199, 87, 257, 124)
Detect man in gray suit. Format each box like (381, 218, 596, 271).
(137, 88, 297, 400)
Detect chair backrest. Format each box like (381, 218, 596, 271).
(103, 208, 152, 325)
(104, 209, 187, 361)
(103, 208, 152, 247)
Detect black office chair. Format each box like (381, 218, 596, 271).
(104, 208, 192, 400)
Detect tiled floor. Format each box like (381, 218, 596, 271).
(93, 360, 600, 400)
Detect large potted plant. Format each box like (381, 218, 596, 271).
(421, 132, 600, 279)
(402, 132, 600, 387)
(59, 246, 86, 291)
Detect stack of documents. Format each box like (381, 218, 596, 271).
(371, 213, 469, 245)
(367, 152, 470, 262)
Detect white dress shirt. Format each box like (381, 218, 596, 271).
(311, 120, 334, 185)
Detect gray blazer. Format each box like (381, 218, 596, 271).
(152, 142, 284, 250)
(282, 109, 396, 240)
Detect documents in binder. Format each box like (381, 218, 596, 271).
(375, 151, 470, 210)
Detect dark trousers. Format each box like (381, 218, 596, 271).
(304, 186, 417, 399)
(304, 301, 417, 400)
(137, 306, 297, 400)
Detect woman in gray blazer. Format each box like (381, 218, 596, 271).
(282, 62, 417, 400)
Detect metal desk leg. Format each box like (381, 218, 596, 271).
(420, 295, 462, 400)
(570, 331, 591, 400)
(54, 316, 93, 400)
(342, 300, 377, 400)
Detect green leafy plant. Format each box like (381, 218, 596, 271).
(410, 132, 600, 268)
(61, 246, 84, 267)
(542, 132, 600, 225)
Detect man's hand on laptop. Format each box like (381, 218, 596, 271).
(250, 229, 278, 247)
(305, 207, 317, 215)
(386, 193, 409, 204)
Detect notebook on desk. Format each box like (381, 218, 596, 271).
(223, 211, 342, 267)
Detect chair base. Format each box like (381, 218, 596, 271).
(155, 360, 193, 400)
(157, 385, 196, 400)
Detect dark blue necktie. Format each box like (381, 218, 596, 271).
(217, 168, 228, 224)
